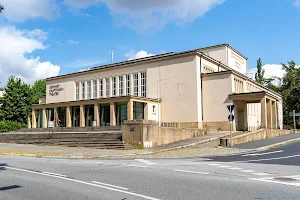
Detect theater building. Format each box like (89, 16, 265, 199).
(28, 44, 283, 131)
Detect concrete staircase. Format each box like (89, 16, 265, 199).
(0, 127, 132, 149)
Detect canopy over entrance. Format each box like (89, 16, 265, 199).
(228, 91, 267, 103)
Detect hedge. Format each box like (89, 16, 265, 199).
(0, 121, 26, 133)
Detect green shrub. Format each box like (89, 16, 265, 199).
(0, 121, 26, 133)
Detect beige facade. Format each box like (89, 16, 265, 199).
(29, 44, 283, 131)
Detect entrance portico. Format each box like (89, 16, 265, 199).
(229, 91, 281, 131)
(29, 96, 159, 128)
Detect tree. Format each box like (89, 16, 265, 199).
(0, 76, 33, 124)
(31, 79, 46, 104)
(255, 58, 265, 84)
(0, 3, 4, 13)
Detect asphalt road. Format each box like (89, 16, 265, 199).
(1, 153, 300, 200)
(206, 141, 300, 166)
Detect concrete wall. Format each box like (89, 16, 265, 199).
(122, 120, 217, 148)
(227, 48, 247, 74)
(221, 129, 293, 146)
(201, 46, 227, 66)
(46, 55, 201, 126)
(202, 73, 233, 130)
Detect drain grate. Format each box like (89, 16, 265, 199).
(273, 177, 297, 182)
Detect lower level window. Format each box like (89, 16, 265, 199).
(133, 102, 144, 120)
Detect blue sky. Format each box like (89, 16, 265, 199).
(0, 0, 300, 85)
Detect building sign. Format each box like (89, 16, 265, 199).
(49, 84, 64, 96)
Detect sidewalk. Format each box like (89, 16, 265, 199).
(234, 133, 300, 150)
(0, 131, 241, 159)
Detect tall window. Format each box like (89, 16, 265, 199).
(93, 80, 97, 98)
(112, 77, 116, 97)
(106, 78, 110, 97)
(119, 76, 123, 96)
(126, 74, 130, 96)
(99, 79, 103, 98)
(133, 73, 138, 96)
(87, 80, 91, 99)
(141, 72, 146, 97)
(81, 82, 85, 99)
(76, 82, 79, 100)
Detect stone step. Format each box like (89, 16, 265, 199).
(18, 127, 122, 133)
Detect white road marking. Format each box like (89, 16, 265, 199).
(91, 181, 129, 190)
(173, 169, 210, 175)
(208, 163, 221, 166)
(218, 165, 231, 168)
(250, 177, 300, 187)
(83, 161, 103, 164)
(228, 167, 243, 170)
(238, 154, 300, 162)
(135, 159, 156, 165)
(242, 150, 284, 157)
(251, 173, 271, 176)
(240, 170, 256, 173)
(122, 164, 148, 168)
(4, 166, 160, 200)
(42, 171, 67, 177)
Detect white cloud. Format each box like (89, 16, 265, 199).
(63, 0, 225, 33)
(293, 0, 300, 8)
(124, 50, 155, 60)
(0, 26, 60, 86)
(0, 0, 60, 22)
(67, 39, 79, 44)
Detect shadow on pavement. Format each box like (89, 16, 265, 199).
(0, 163, 7, 171)
(0, 185, 21, 191)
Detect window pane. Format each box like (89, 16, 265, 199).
(106, 78, 110, 97)
(93, 80, 97, 98)
(126, 75, 130, 95)
(87, 80, 91, 99)
(133, 73, 138, 96)
(82, 82, 85, 99)
(76, 82, 79, 100)
(141, 72, 146, 97)
(99, 79, 103, 98)
(119, 76, 123, 96)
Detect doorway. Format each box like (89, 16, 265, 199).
(72, 106, 80, 127)
(117, 103, 127, 126)
(238, 109, 245, 131)
(100, 104, 110, 126)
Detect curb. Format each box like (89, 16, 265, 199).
(255, 137, 300, 151)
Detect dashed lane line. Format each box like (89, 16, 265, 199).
(42, 171, 67, 177)
(228, 167, 243, 170)
(122, 164, 148, 168)
(91, 181, 129, 190)
(236, 154, 300, 162)
(135, 159, 157, 165)
(208, 163, 221, 166)
(173, 169, 210, 175)
(242, 150, 284, 157)
(240, 170, 256, 173)
(4, 166, 160, 200)
(251, 173, 271, 176)
(249, 177, 300, 188)
(218, 165, 231, 168)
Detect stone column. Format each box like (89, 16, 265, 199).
(94, 104, 100, 126)
(66, 106, 71, 128)
(261, 98, 267, 129)
(267, 99, 272, 129)
(127, 100, 134, 120)
(42, 108, 47, 128)
(110, 102, 116, 126)
(32, 109, 36, 129)
(80, 105, 85, 127)
(27, 113, 32, 129)
(272, 100, 277, 129)
(54, 107, 57, 127)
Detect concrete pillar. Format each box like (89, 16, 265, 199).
(27, 113, 32, 129)
(267, 99, 272, 129)
(127, 100, 134, 120)
(261, 98, 267, 129)
(32, 109, 36, 129)
(110, 102, 116, 126)
(42, 108, 47, 128)
(80, 105, 85, 127)
(54, 107, 57, 127)
(66, 106, 71, 128)
(272, 101, 277, 129)
(94, 104, 100, 126)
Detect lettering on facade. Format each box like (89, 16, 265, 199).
(49, 84, 64, 96)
